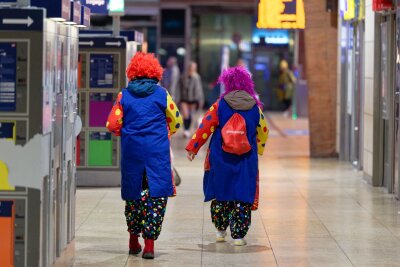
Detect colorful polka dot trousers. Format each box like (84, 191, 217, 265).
(125, 189, 168, 240)
(210, 200, 252, 239)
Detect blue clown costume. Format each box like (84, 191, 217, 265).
(186, 67, 268, 244)
(107, 52, 182, 259)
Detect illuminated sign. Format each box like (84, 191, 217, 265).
(81, 0, 109, 14)
(372, 0, 394, 11)
(257, 0, 305, 29)
(343, 0, 355, 20)
(109, 0, 124, 14)
(341, 0, 365, 21)
(253, 29, 290, 45)
(357, 0, 365, 20)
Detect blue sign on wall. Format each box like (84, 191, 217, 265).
(90, 54, 114, 88)
(81, 0, 109, 14)
(0, 201, 13, 217)
(0, 43, 17, 111)
(31, 0, 70, 21)
(0, 8, 44, 31)
(0, 122, 15, 139)
(79, 37, 126, 48)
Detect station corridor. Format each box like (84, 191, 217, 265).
(73, 114, 400, 267)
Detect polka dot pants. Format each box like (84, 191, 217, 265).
(125, 189, 168, 240)
(210, 200, 252, 239)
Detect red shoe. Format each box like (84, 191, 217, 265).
(142, 239, 155, 259)
(129, 234, 142, 255)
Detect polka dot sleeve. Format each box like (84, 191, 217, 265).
(106, 92, 123, 136)
(257, 108, 268, 155)
(166, 93, 183, 135)
(186, 102, 219, 155)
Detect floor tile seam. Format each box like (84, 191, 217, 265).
(75, 192, 108, 233)
(201, 202, 205, 267)
(257, 210, 279, 266)
(265, 113, 287, 138)
(123, 254, 129, 267)
(323, 165, 400, 240)
(341, 189, 400, 242)
(287, 176, 356, 267)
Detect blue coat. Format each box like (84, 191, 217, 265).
(204, 99, 259, 204)
(120, 85, 173, 200)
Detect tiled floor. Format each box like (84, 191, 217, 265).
(74, 114, 400, 267)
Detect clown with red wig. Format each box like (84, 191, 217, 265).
(107, 52, 182, 259)
(186, 66, 268, 246)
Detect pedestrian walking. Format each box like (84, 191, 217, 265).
(161, 56, 180, 101)
(185, 66, 268, 246)
(178, 61, 204, 138)
(107, 52, 182, 259)
(278, 59, 296, 116)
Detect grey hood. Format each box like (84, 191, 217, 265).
(223, 90, 256, 111)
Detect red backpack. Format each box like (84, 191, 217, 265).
(221, 113, 251, 155)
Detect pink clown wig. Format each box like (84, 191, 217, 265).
(219, 66, 263, 108)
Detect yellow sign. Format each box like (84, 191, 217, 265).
(257, 0, 305, 29)
(358, 0, 365, 20)
(0, 161, 14, 191)
(344, 0, 355, 21)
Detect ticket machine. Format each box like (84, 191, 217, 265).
(77, 32, 142, 186)
(0, 1, 88, 266)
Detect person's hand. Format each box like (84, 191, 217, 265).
(187, 151, 196, 161)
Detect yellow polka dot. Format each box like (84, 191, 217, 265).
(209, 106, 214, 111)
(202, 133, 208, 139)
(106, 121, 109, 127)
(115, 109, 121, 116)
(192, 134, 197, 139)
(117, 118, 123, 124)
(210, 126, 215, 133)
(119, 92, 122, 95)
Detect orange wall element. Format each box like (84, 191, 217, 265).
(0, 201, 14, 267)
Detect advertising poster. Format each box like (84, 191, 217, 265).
(0, 43, 17, 111)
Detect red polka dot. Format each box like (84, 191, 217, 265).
(167, 117, 172, 123)
(263, 127, 267, 133)
(257, 138, 260, 143)
(170, 103, 175, 110)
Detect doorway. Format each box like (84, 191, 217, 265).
(379, 14, 398, 196)
(341, 21, 364, 169)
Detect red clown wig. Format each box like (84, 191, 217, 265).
(126, 52, 164, 81)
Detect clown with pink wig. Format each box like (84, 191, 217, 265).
(186, 66, 268, 246)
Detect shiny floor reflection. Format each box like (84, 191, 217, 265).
(74, 113, 400, 267)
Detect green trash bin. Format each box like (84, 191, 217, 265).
(88, 132, 113, 166)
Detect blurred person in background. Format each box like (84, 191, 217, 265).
(161, 56, 180, 101)
(278, 59, 296, 117)
(179, 61, 204, 138)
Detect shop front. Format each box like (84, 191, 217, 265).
(372, 0, 400, 198)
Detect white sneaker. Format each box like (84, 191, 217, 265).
(183, 130, 191, 138)
(233, 238, 247, 246)
(216, 230, 227, 242)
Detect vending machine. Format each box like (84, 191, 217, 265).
(76, 33, 142, 186)
(0, 1, 89, 265)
